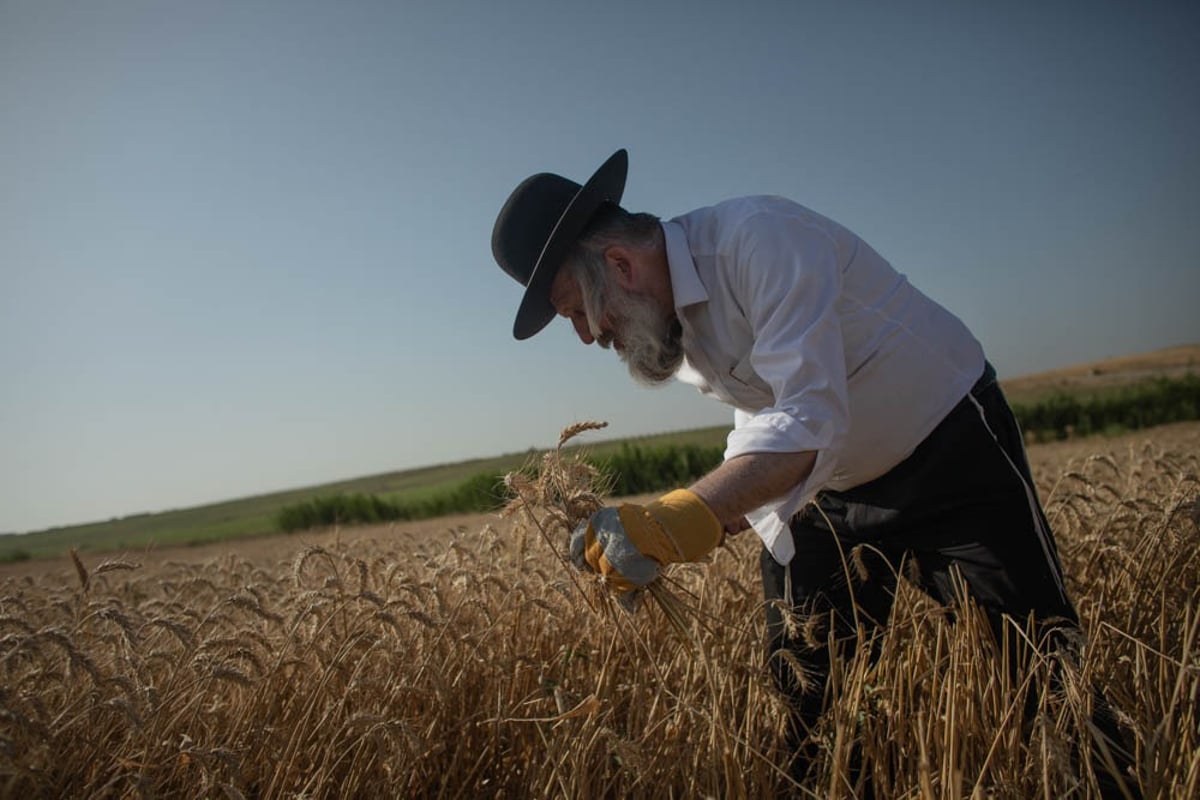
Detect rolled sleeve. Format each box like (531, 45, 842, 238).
(721, 211, 854, 561)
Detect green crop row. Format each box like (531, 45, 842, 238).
(273, 441, 728, 533)
(594, 442, 724, 496)
(1012, 374, 1199, 442)
(275, 472, 512, 532)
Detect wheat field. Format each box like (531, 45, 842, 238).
(1, 423, 1197, 798)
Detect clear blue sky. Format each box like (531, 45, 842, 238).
(3, 1, 1198, 534)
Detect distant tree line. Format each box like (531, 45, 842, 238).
(275, 375, 1199, 532)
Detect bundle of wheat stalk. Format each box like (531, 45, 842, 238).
(0, 422, 1195, 797)
(500, 421, 695, 634)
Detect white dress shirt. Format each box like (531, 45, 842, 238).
(663, 196, 985, 564)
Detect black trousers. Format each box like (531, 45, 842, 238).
(761, 363, 1137, 795)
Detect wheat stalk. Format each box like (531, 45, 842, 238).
(504, 422, 702, 638)
(0, 423, 1195, 796)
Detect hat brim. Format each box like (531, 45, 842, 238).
(513, 149, 628, 340)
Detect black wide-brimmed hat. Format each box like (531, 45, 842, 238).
(491, 149, 628, 340)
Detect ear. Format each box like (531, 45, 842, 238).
(603, 245, 637, 290)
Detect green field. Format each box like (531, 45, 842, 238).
(1, 425, 732, 562)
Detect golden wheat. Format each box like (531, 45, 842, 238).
(0, 423, 1195, 797)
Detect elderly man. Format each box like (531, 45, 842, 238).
(491, 149, 1136, 794)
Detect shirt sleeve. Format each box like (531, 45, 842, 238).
(722, 209, 851, 553)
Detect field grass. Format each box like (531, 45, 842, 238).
(0, 422, 1196, 796)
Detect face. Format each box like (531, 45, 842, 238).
(549, 256, 684, 385)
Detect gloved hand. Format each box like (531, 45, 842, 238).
(569, 489, 724, 594)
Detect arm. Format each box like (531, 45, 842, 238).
(689, 450, 818, 531)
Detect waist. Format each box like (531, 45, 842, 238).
(970, 361, 998, 398)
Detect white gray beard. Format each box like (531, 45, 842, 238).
(608, 286, 684, 386)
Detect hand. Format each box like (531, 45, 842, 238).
(569, 489, 724, 594)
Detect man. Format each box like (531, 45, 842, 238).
(490, 149, 1136, 794)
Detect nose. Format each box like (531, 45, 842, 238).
(570, 314, 594, 345)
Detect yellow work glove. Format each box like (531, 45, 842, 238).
(569, 489, 724, 594)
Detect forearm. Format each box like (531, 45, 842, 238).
(688, 450, 817, 530)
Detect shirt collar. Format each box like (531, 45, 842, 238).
(662, 220, 708, 311)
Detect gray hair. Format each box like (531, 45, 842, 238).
(565, 205, 661, 339)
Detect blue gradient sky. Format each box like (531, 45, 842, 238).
(3, 1, 1198, 533)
